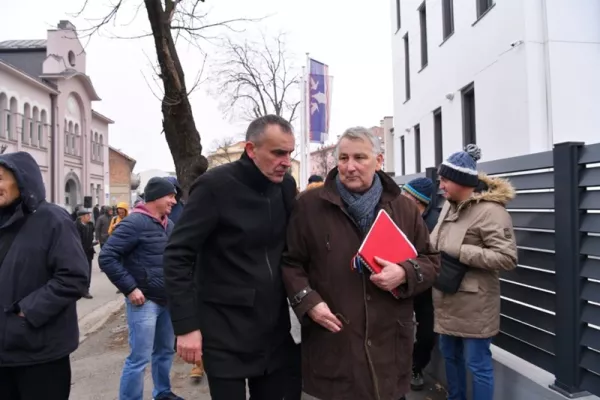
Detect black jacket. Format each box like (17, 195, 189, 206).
(164, 151, 297, 378)
(423, 206, 440, 233)
(76, 220, 95, 258)
(0, 152, 89, 367)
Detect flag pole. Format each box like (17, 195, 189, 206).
(299, 65, 307, 190)
(305, 52, 311, 186)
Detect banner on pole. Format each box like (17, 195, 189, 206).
(308, 58, 332, 144)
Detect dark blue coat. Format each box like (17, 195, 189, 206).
(99, 206, 174, 305)
(0, 152, 89, 367)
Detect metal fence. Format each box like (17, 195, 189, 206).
(394, 141, 600, 398)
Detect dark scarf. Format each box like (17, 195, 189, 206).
(336, 173, 383, 234)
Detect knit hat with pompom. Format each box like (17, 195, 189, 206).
(438, 144, 481, 187)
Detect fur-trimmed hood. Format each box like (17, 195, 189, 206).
(460, 173, 515, 208)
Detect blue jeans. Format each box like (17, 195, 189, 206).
(439, 335, 494, 400)
(119, 299, 175, 400)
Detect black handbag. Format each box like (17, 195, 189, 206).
(433, 251, 469, 294)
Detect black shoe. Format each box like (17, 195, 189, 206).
(83, 293, 93, 299)
(410, 370, 425, 391)
(155, 392, 184, 400)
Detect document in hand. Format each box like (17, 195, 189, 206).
(352, 209, 418, 298)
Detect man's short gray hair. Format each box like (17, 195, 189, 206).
(245, 115, 294, 143)
(334, 126, 383, 158)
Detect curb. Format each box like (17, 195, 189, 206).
(78, 298, 124, 344)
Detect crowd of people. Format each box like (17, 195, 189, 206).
(0, 114, 517, 400)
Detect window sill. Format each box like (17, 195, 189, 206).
(92, 160, 104, 166)
(439, 32, 455, 47)
(472, 3, 496, 27)
(22, 143, 46, 151)
(418, 63, 428, 73)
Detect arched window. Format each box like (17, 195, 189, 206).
(90, 130, 94, 161)
(8, 97, 17, 140)
(99, 135, 104, 162)
(39, 110, 47, 147)
(23, 103, 31, 144)
(74, 124, 80, 156)
(0, 92, 7, 139)
(94, 132, 99, 161)
(64, 119, 69, 153)
(31, 106, 39, 147)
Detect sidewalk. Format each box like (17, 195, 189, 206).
(71, 292, 446, 400)
(76, 252, 124, 343)
(70, 251, 446, 399)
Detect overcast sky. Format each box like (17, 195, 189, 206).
(1, 0, 393, 172)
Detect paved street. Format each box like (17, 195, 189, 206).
(71, 258, 447, 400)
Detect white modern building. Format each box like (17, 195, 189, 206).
(0, 20, 112, 211)
(390, 0, 600, 175)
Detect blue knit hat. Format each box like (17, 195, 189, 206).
(403, 177, 434, 204)
(438, 144, 482, 187)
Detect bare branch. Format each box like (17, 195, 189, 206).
(72, 0, 259, 191)
(210, 31, 301, 125)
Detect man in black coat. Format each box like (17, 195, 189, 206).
(0, 152, 89, 400)
(76, 208, 96, 299)
(93, 204, 100, 222)
(164, 115, 298, 400)
(401, 177, 441, 393)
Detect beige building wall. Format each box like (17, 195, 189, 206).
(208, 141, 301, 185)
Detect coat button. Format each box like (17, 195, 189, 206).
(367, 339, 372, 347)
(366, 295, 371, 301)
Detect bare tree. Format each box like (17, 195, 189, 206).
(207, 136, 240, 168)
(212, 32, 301, 124)
(74, 0, 255, 194)
(312, 145, 335, 177)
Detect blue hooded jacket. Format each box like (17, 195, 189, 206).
(0, 152, 89, 366)
(165, 176, 184, 224)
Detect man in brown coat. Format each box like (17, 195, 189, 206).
(431, 145, 517, 400)
(282, 127, 440, 400)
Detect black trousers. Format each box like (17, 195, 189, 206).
(0, 356, 71, 400)
(285, 342, 302, 400)
(208, 367, 289, 400)
(87, 255, 94, 290)
(413, 287, 436, 373)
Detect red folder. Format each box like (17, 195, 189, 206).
(352, 209, 418, 298)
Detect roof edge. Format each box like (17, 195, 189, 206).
(41, 71, 102, 101)
(92, 109, 114, 124)
(0, 59, 59, 94)
(109, 146, 136, 165)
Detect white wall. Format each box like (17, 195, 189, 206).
(382, 116, 395, 173)
(544, 0, 600, 145)
(390, 0, 600, 175)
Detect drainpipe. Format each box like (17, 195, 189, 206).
(50, 93, 57, 203)
(541, 0, 554, 149)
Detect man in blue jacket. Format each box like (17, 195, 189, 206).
(0, 152, 89, 400)
(99, 177, 182, 400)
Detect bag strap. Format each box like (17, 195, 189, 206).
(0, 214, 30, 268)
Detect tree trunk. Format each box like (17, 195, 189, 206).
(144, 0, 208, 194)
